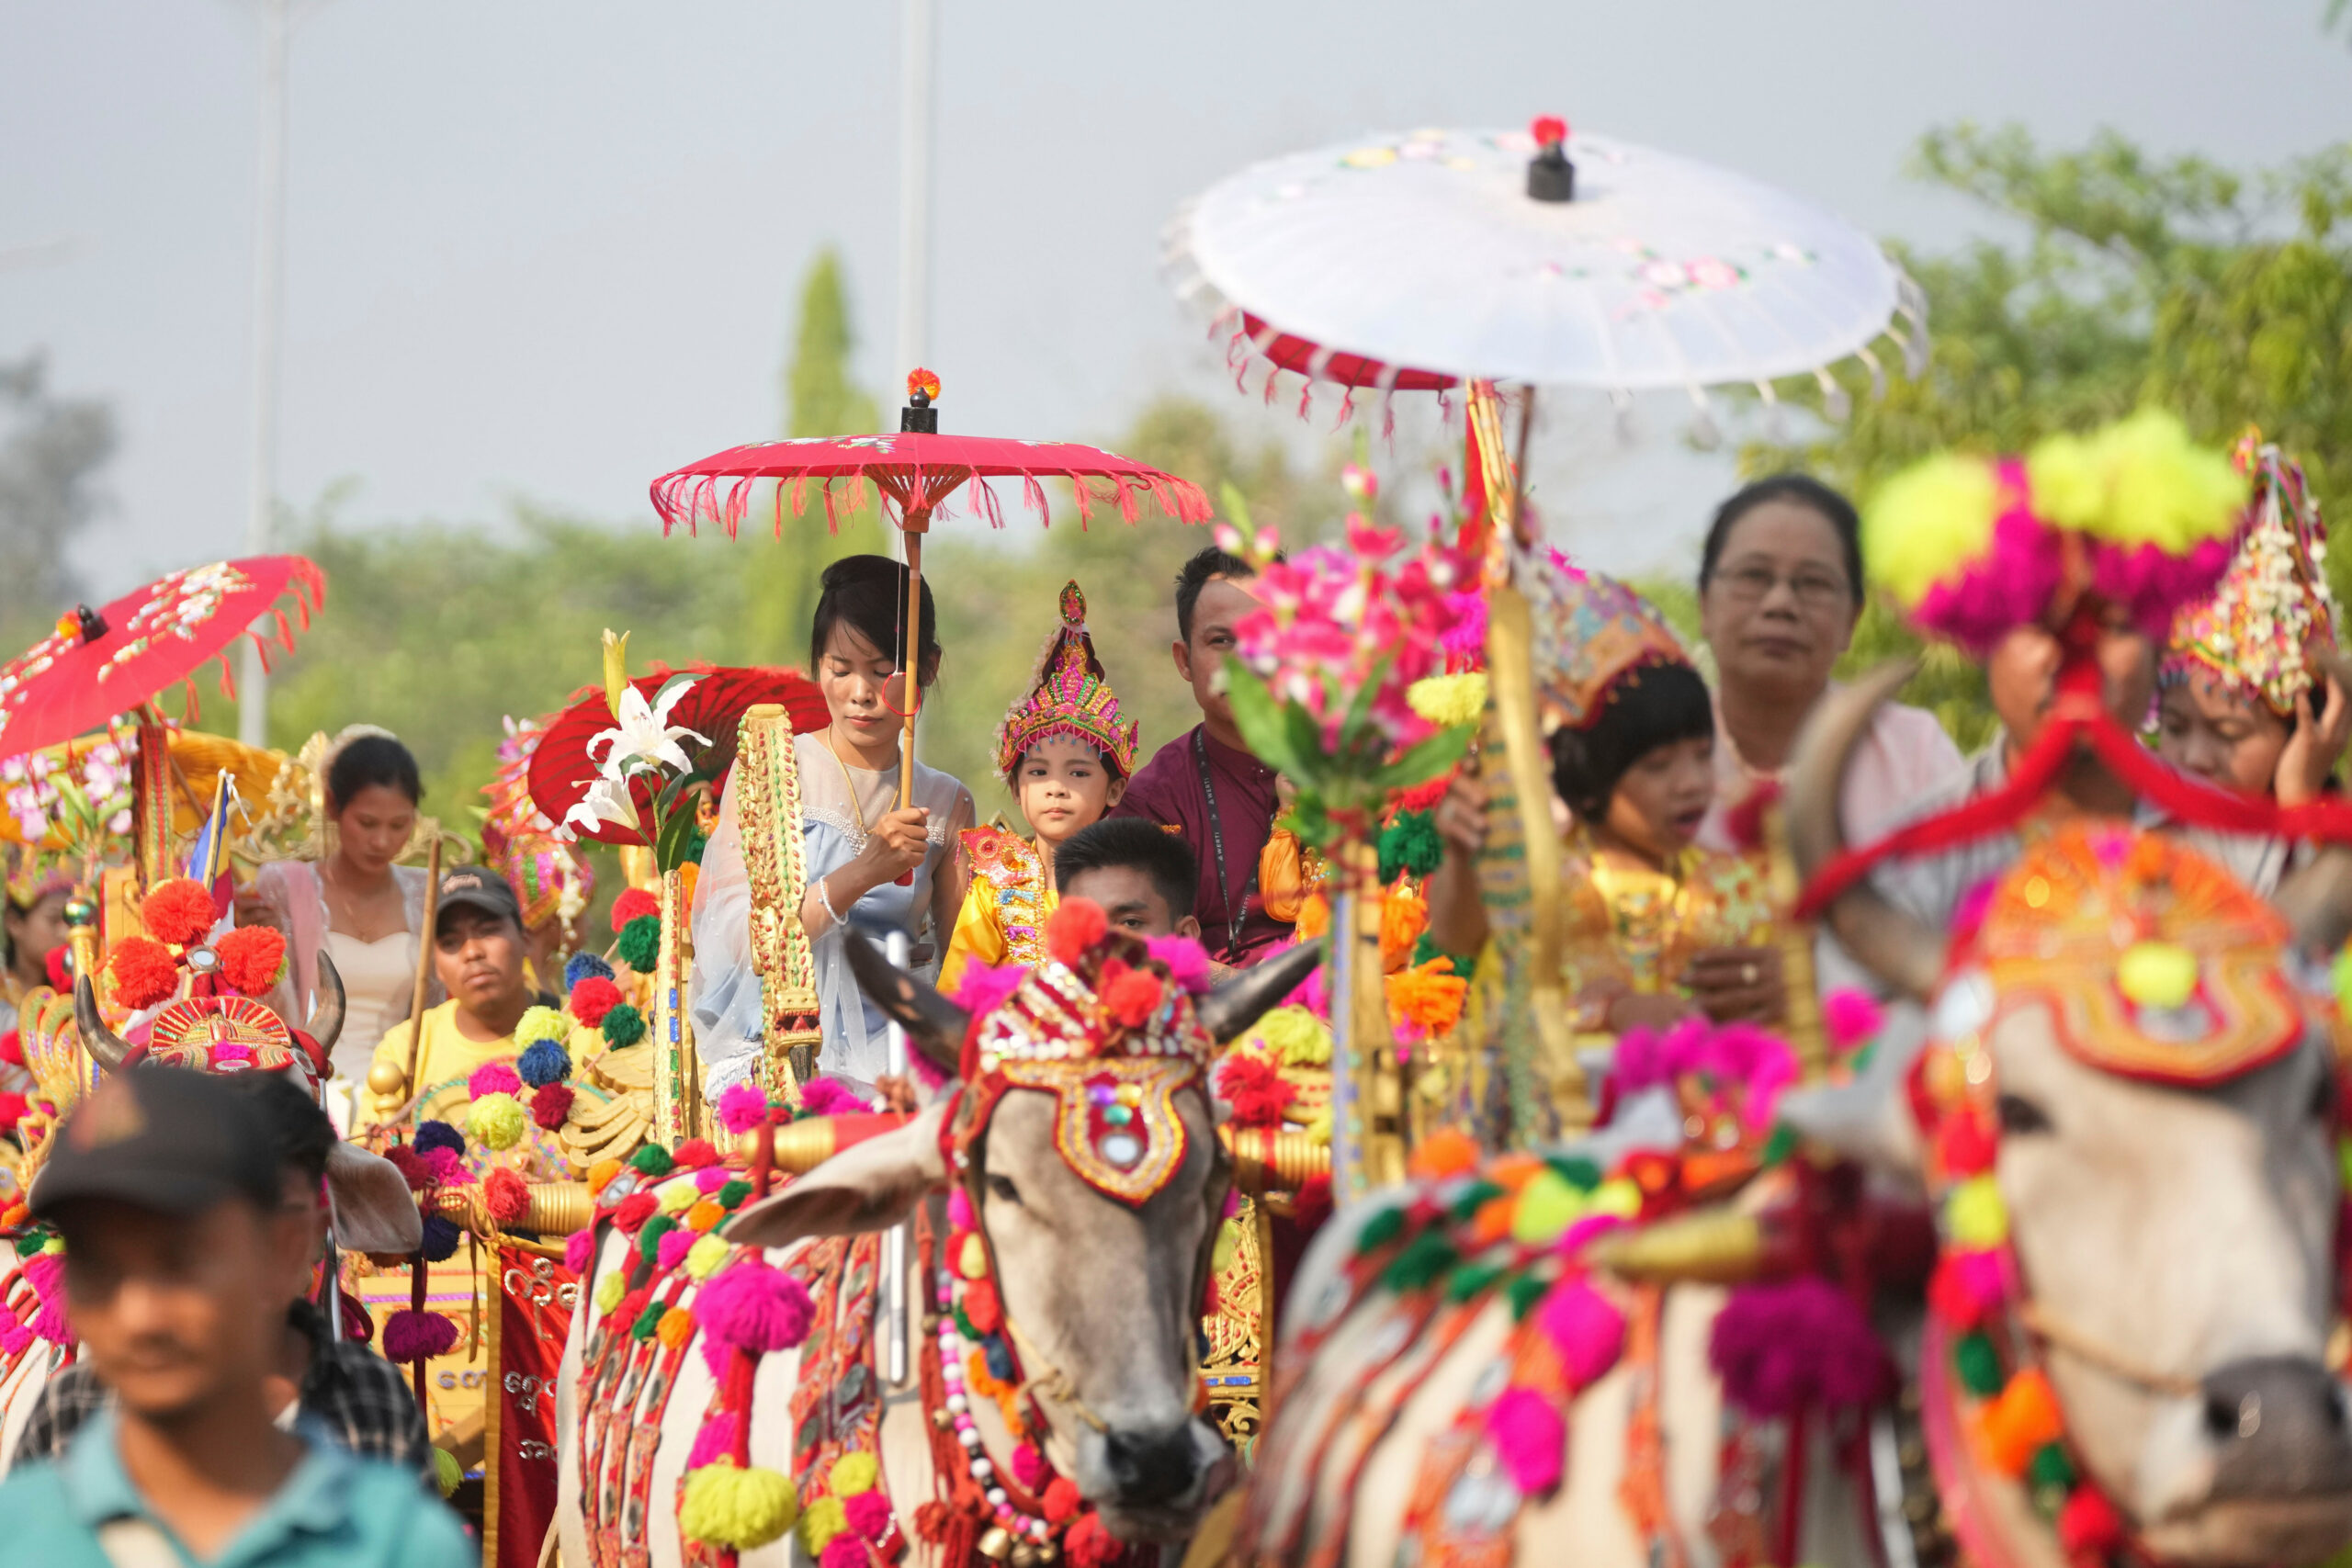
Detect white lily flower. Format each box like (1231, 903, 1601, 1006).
(586, 679, 709, 779)
(562, 775, 641, 838)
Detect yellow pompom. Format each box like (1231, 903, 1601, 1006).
(1947, 1175, 2008, 1248)
(657, 1180, 699, 1215)
(1211, 1216, 1242, 1274)
(594, 1269, 626, 1314)
(1586, 1179, 1643, 1221)
(828, 1451, 879, 1498)
(433, 1447, 462, 1497)
(1248, 1004, 1333, 1067)
(1510, 1169, 1586, 1247)
(685, 1235, 732, 1280)
(2030, 410, 2241, 550)
(957, 1232, 989, 1280)
(2118, 941, 2199, 1010)
(1406, 672, 1489, 729)
(513, 1005, 570, 1053)
(1864, 452, 2004, 610)
(681, 1461, 799, 1551)
(796, 1495, 849, 1555)
(467, 1092, 527, 1152)
(40, 1237, 64, 1256)
(587, 1157, 625, 1198)
(1303, 1108, 1332, 1146)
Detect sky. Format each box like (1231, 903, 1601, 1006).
(3, 0, 2347, 602)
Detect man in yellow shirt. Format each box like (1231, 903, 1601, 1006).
(370, 866, 551, 1124)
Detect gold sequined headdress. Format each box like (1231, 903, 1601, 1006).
(993, 581, 1139, 782)
(2163, 431, 2338, 716)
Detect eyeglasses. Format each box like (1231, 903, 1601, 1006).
(1712, 562, 1852, 612)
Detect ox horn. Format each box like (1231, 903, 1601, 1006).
(73, 975, 132, 1073)
(306, 947, 345, 1053)
(1784, 660, 1947, 1001)
(1194, 940, 1323, 1044)
(842, 931, 967, 1076)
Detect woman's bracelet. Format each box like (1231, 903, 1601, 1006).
(815, 873, 846, 928)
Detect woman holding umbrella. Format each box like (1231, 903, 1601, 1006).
(691, 555, 975, 1094)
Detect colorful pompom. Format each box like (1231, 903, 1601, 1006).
(673, 1137, 718, 1168)
(419, 1214, 461, 1263)
(717, 1083, 770, 1134)
(842, 1488, 892, 1542)
(797, 1078, 865, 1117)
(797, 1495, 849, 1556)
(1103, 967, 1164, 1028)
(692, 1260, 814, 1352)
(612, 1191, 660, 1234)
(680, 1461, 798, 1551)
(467, 1092, 527, 1151)
(214, 925, 288, 997)
(828, 1452, 878, 1497)
(564, 952, 616, 988)
(382, 1308, 459, 1364)
(513, 1004, 570, 1053)
(106, 937, 178, 1011)
(413, 1121, 466, 1157)
(564, 1227, 596, 1275)
(629, 1144, 675, 1177)
(569, 976, 623, 1026)
(685, 1235, 732, 1280)
(602, 1004, 647, 1047)
(531, 1082, 575, 1129)
(610, 887, 660, 931)
(141, 878, 218, 947)
(1044, 898, 1107, 965)
(1487, 1386, 1566, 1496)
(484, 1167, 531, 1227)
(616, 914, 662, 973)
(1377, 808, 1446, 884)
(469, 1060, 524, 1100)
(434, 1447, 462, 1498)
(1145, 933, 1213, 994)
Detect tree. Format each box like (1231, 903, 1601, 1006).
(0, 354, 115, 637)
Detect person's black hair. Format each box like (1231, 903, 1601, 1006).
(1697, 474, 1864, 610)
(1053, 818, 1200, 925)
(325, 734, 423, 811)
(230, 1072, 338, 1189)
(809, 554, 942, 687)
(1547, 662, 1716, 823)
(1175, 546, 1263, 646)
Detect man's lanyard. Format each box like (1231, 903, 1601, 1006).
(1193, 728, 1257, 960)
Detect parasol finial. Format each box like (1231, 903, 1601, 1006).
(1527, 115, 1574, 203)
(901, 367, 940, 434)
(56, 604, 107, 644)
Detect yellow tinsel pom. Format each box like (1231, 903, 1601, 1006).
(828, 1451, 879, 1498)
(468, 1092, 527, 1152)
(2026, 410, 2242, 550)
(513, 1005, 569, 1052)
(657, 1180, 698, 1215)
(587, 1157, 625, 1198)
(1247, 1004, 1331, 1067)
(1406, 672, 1488, 729)
(1862, 452, 2003, 612)
(681, 1461, 799, 1551)
(685, 1235, 732, 1280)
(796, 1495, 849, 1555)
(1948, 1175, 2009, 1248)
(594, 1269, 626, 1314)
(433, 1447, 462, 1497)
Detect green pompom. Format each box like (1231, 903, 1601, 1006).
(1444, 1261, 1504, 1303)
(602, 1004, 648, 1048)
(629, 1144, 675, 1177)
(616, 915, 663, 973)
(684, 828, 710, 865)
(716, 1179, 752, 1211)
(13, 1230, 49, 1258)
(1759, 1124, 1799, 1168)
(1377, 810, 1445, 884)
(1410, 931, 1476, 981)
(1952, 1330, 2005, 1397)
(1545, 1156, 1601, 1191)
(639, 1214, 676, 1263)
(1355, 1204, 1408, 1254)
(1506, 1272, 1552, 1322)
(1380, 1231, 1459, 1293)
(2028, 1442, 2075, 1493)
(1448, 1179, 1507, 1224)
(433, 1447, 462, 1498)
(632, 1295, 669, 1341)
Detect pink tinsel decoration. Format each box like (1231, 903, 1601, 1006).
(1709, 1280, 1891, 1417)
(717, 1083, 769, 1135)
(1486, 1386, 1566, 1495)
(798, 1077, 867, 1117)
(945, 1188, 974, 1233)
(695, 1167, 733, 1194)
(952, 961, 1025, 1019)
(819, 1537, 868, 1568)
(1533, 1278, 1625, 1388)
(691, 1260, 814, 1352)
(657, 1228, 695, 1272)
(1011, 1441, 1049, 1491)
(1821, 988, 1884, 1053)
(469, 1060, 524, 1100)
(382, 1308, 461, 1364)
(1146, 934, 1213, 995)
(844, 1489, 893, 1541)
(685, 1413, 740, 1471)
(565, 1228, 596, 1275)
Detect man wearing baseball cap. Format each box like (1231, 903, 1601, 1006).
(366, 866, 554, 1126)
(0, 1068, 469, 1566)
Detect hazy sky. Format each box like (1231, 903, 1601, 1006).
(4, 0, 2346, 601)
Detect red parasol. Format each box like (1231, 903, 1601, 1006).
(527, 663, 828, 847)
(649, 371, 1214, 808)
(0, 556, 326, 759)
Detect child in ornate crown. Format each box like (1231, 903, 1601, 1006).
(941, 581, 1140, 993)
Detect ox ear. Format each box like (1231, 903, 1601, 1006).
(723, 1098, 950, 1250)
(323, 1141, 424, 1255)
(844, 931, 967, 1076)
(1774, 1010, 1930, 1190)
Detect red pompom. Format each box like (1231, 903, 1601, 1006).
(1390, 773, 1452, 815)
(483, 1167, 531, 1226)
(141, 877, 219, 948)
(0, 1093, 26, 1135)
(41, 947, 69, 992)
(214, 924, 288, 997)
(1214, 1054, 1296, 1130)
(673, 1138, 719, 1168)
(1102, 968, 1164, 1029)
(106, 936, 179, 1011)
(1042, 1476, 1082, 1525)
(385, 1145, 434, 1193)
(1530, 114, 1568, 147)
(1935, 1107, 1996, 1178)
(1044, 898, 1108, 966)
(1063, 1512, 1122, 1568)
(530, 1082, 575, 1130)
(570, 976, 623, 1027)
(2057, 1486, 2124, 1555)
(610, 889, 659, 931)
(0, 1031, 20, 1067)
(612, 1191, 659, 1234)
(961, 1278, 1002, 1337)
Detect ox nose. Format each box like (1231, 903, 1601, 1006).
(2201, 1358, 2352, 1499)
(1102, 1423, 1204, 1509)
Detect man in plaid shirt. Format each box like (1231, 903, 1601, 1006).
(7, 1075, 435, 1487)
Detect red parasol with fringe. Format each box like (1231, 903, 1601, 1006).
(0, 556, 325, 759)
(649, 370, 1214, 807)
(526, 663, 830, 847)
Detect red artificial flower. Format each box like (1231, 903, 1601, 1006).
(1103, 968, 1164, 1029)
(141, 878, 219, 948)
(570, 976, 623, 1027)
(1045, 898, 1108, 966)
(1215, 1054, 1296, 1130)
(483, 1166, 532, 1227)
(1530, 115, 1568, 147)
(106, 936, 179, 1011)
(530, 1082, 576, 1130)
(214, 925, 288, 998)
(610, 888, 659, 931)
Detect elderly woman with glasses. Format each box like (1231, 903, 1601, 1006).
(1693, 475, 1963, 852)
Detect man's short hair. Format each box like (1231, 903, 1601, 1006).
(1053, 818, 1199, 924)
(1174, 546, 1259, 646)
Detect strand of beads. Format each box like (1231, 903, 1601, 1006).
(936, 1262, 1058, 1556)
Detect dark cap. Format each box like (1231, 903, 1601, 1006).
(433, 864, 522, 934)
(31, 1067, 281, 1220)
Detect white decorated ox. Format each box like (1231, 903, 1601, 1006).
(553, 913, 1320, 1568)
(1230, 670, 2352, 1568)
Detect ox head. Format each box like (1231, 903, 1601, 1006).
(726, 924, 1320, 1543)
(1789, 668, 2352, 1566)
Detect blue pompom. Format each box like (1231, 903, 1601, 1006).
(565, 952, 616, 989)
(982, 1333, 1016, 1385)
(420, 1213, 462, 1263)
(517, 1039, 572, 1088)
(413, 1121, 465, 1156)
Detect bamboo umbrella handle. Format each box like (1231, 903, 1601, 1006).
(401, 838, 445, 1097)
(899, 530, 924, 813)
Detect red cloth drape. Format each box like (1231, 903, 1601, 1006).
(489, 1245, 577, 1568)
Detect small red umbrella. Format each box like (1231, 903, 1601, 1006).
(526, 663, 829, 847)
(0, 556, 326, 758)
(649, 370, 1212, 808)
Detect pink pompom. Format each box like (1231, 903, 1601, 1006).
(1534, 1278, 1625, 1389)
(1486, 1386, 1566, 1496)
(695, 1167, 732, 1194)
(1708, 1280, 1891, 1417)
(469, 1060, 524, 1100)
(657, 1228, 695, 1272)
(424, 1146, 474, 1188)
(22, 1251, 63, 1301)
(1146, 934, 1213, 995)
(0, 1320, 30, 1357)
(565, 1228, 596, 1276)
(209, 1042, 254, 1066)
(1220, 1186, 1241, 1220)
(382, 1308, 460, 1364)
(1555, 1213, 1626, 1258)
(1821, 988, 1884, 1053)
(945, 1188, 974, 1233)
(952, 961, 1025, 1020)
(798, 1077, 867, 1117)
(685, 1412, 740, 1471)
(691, 1260, 814, 1352)
(844, 1489, 894, 1541)
(820, 1537, 868, 1568)
(717, 1083, 770, 1135)
(1011, 1441, 1049, 1491)
(29, 1298, 72, 1346)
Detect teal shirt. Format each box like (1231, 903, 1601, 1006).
(0, 1407, 473, 1568)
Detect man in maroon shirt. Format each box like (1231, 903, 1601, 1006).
(1110, 546, 1293, 967)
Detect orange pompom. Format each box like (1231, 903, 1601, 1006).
(1295, 895, 1330, 941)
(657, 1307, 695, 1349)
(1044, 898, 1108, 966)
(1103, 968, 1164, 1028)
(907, 367, 941, 401)
(686, 1199, 727, 1234)
(1972, 1368, 2064, 1476)
(107, 936, 179, 1011)
(214, 925, 288, 997)
(141, 878, 218, 948)
(1406, 1125, 1482, 1181)
(1387, 958, 1467, 1039)
(1486, 1153, 1546, 1193)
(587, 1157, 625, 1198)
(1469, 1195, 1518, 1248)
(1380, 887, 1430, 973)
